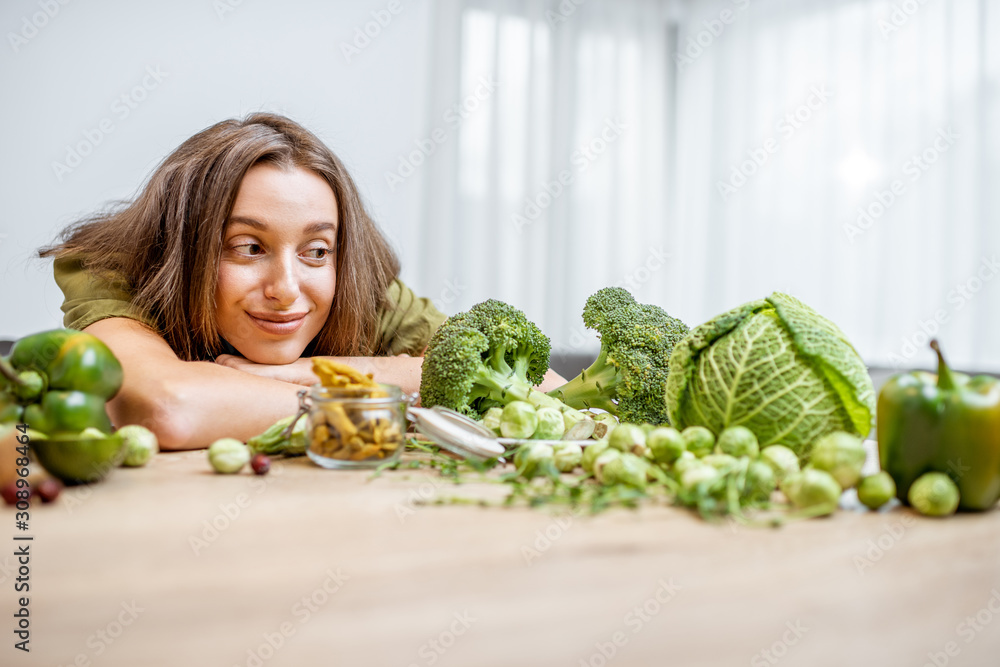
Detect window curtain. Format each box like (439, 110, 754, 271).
(418, 0, 1000, 372)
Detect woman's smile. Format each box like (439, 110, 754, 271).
(246, 310, 309, 335)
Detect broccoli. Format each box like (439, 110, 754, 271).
(419, 299, 593, 426)
(547, 287, 689, 425)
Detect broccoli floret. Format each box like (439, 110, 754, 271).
(547, 287, 689, 425)
(419, 299, 592, 424)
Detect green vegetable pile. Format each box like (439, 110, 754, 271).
(0, 329, 137, 483)
(396, 419, 894, 523)
(504, 424, 874, 521)
(408, 289, 924, 522)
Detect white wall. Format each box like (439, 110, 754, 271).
(3, 0, 998, 374)
(0, 0, 434, 338)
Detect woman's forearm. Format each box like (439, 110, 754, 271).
(147, 363, 303, 450)
(86, 318, 302, 451)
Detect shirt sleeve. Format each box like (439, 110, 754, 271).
(52, 256, 158, 332)
(377, 279, 446, 356)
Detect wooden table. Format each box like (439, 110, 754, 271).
(4, 447, 1000, 667)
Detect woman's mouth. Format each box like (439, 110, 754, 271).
(246, 311, 308, 335)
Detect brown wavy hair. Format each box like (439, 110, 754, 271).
(39, 112, 400, 361)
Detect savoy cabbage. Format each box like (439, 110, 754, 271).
(664, 293, 875, 455)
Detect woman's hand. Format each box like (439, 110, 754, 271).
(215, 354, 319, 386)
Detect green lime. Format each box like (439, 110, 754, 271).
(908, 472, 959, 517)
(857, 472, 896, 510)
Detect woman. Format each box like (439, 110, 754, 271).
(39, 113, 447, 450)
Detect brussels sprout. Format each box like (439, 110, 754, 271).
(608, 424, 646, 454)
(481, 407, 503, 436)
(593, 448, 622, 483)
(908, 472, 959, 517)
(581, 440, 610, 474)
(562, 411, 596, 440)
(592, 413, 619, 439)
(647, 427, 685, 465)
(208, 438, 250, 474)
(781, 468, 841, 515)
(808, 431, 866, 489)
(717, 426, 759, 459)
(701, 453, 738, 471)
(553, 442, 583, 472)
(533, 407, 566, 440)
(671, 451, 700, 476)
(117, 424, 159, 467)
(501, 401, 538, 439)
(744, 461, 776, 502)
(681, 426, 715, 458)
(681, 464, 720, 493)
(760, 445, 800, 482)
(601, 452, 649, 489)
(514, 442, 555, 479)
(857, 472, 896, 510)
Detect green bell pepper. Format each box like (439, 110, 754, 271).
(0, 389, 24, 423)
(9, 329, 123, 399)
(22, 390, 114, 436)
(877, 340, 1000, 511)
(0, 329, 123, 436)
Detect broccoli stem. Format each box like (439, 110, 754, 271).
(546, 348, 620, 414)
(472, 364, 590, 419)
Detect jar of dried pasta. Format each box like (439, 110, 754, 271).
(304, 383, 409, 469)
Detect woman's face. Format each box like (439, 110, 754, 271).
(215, 163, 338, 364)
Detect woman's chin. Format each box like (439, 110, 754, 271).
(238, 343, 307, 366)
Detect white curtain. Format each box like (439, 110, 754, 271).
(418, 0, 1000, 372)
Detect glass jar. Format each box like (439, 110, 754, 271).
(303, 383, 409, 469)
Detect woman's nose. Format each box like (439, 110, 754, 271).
(262, 253, 300, 304)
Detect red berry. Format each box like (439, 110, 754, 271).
(1, 481, 18, 506)
(35, 479, 63, 503)
(251, 453, 271, 475)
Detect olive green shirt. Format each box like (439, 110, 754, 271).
(52, 256, 446, 358)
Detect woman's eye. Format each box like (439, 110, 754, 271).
(303, 247, 333, 260)
(233, 243, 264, 256)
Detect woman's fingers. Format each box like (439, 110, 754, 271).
(214, 354, 240, 367)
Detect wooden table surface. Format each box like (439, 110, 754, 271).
(3, 446, 1000, 667)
